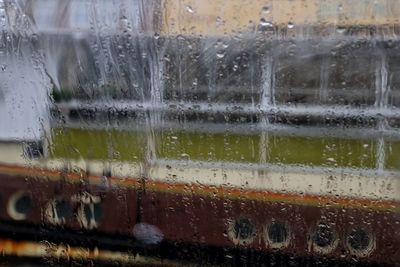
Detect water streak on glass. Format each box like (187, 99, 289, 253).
(0, 0, 398, 266)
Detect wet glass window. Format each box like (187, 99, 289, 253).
(0, 0, 398, 266)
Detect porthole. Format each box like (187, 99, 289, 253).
(265, 220, 290, 248)
(45, 198, 73, 225)
(83, 202, 102, 224)
(73, 192, 102, 230)
(7, 191, 33, 221)
(346, 227, 375, 257)
(310, 223, 338, 254)
(228, 218, 256, 245)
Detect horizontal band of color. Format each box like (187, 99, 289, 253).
(0, 163, 141, 189)
(5, 155, 398, 201)
(50, 127, 400, 170)
(160, 0, 400, 35)
(0, 163, 398, 213)
(50, 127, 146, 162)
(0, 238, 183, 265)
(145, 180, 399, 212)
(56, 100, 400, 122)
(149, 159, 399, 202)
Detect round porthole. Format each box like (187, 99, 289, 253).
(265, 220, 290, 248)
(77, 200, 102, 230)
(72, 192, 102, 230)
(310, 223, 338, 254)
(45, 198, 73, 225)
(346, 227, 375, 257)
(7, 191, 33, 221)
(83, 202, 102, 224)
(228, 218, 256, 245)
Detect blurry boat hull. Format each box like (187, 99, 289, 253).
(0, 163, 397, 265)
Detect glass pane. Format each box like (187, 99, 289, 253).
(0, 0, 398, 266)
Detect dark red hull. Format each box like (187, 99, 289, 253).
(0, 164, 398, 265)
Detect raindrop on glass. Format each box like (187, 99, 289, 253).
(262, 6, 270, 14)
(216, 51, 225, 59)
(259, 18, 273, 27)
(336, 26, 346, 34)
(186, 5, 194, 14)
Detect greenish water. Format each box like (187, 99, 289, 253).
(50, 127, 400, 170)
(50, 128, 146, 162)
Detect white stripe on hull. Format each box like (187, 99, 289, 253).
(1, 142, 398, 202)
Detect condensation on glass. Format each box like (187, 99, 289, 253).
(0, 0, 398, 266)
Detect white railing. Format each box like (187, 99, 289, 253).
(55, 100, 400, 123)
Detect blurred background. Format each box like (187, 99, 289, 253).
(0, 0, 398, 266)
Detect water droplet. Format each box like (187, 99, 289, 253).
(262, 6, 270, 14)
(180, 153, 190, 160)
(176, 34, 186, 41)
(186, 5, 194, 13)
(120, 16, 131, 31)
(31, 33, 39, 42)
(327, 157, 336, 163)
(216, 51, 225, 59)
(133, 223, 163, 245)
(259, 18, 273, 27)
(120, 16, 128, 24)
(336, 26, 346, 34)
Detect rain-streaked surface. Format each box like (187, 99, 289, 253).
(0, 0, 399, 266)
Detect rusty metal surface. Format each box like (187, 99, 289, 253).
(0, 238, 191, 266)
(0, 163, 397, 265)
